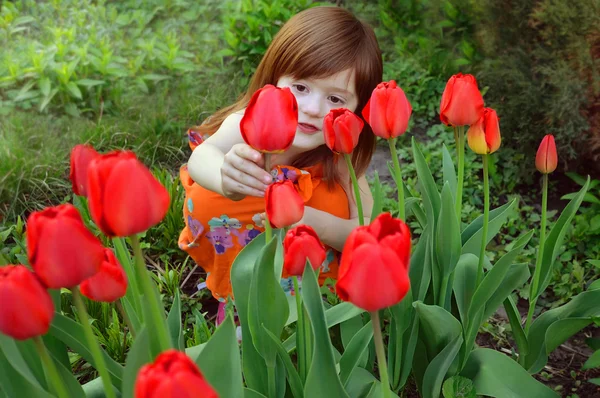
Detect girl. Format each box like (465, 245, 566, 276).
(179, 6, 383, 303)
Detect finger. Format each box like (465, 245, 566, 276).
(222, 163, 269, 192)
(222, 175, 265, 198)
(235, 145, 265, 166)
(229, 155, 272, 185)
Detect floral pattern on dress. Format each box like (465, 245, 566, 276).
(185, 215, 204, 248)
(271, 167, 298, 183)
(320, 249, 336, 274)
(233, 225, 262, 247)
(206, 227, 234, 254)
(208, 215, 242, 235)
(280, 277, 301, 296)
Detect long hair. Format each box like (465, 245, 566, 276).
(198, 6, 383, 186)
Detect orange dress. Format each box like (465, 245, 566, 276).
(178, 130, 350, 301)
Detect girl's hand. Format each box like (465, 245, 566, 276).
(256, 209, 308, 229)
(221, 143, 273, 201)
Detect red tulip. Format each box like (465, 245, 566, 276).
(467, 107, 501, 155)
(0, 265, 54, 340)
(240, 84, 298, 153)
(283, 225, 326, 276)
(80, 248, 128, 302)
(323, 108, 364, 154)
(439, 73, 484, 126)
(27, 204, 105, 288)
(87, 151, 170, 237)
(362, 81, 412, 139)
(336, 212, 411, 312)
(536, 135, 558, 174)
(135, 349, 218, 398)
(265, 180, 304, 229)
(70, 144, 100, 197)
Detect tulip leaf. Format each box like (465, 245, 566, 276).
(461, 200, 517, 254)
(422, 334, 463, 398)
(482, 263, 529, 321)
(167, 289, 184, 350)
(404, 184, 427, 228)
(122, 327, 152, 398)
(452, 254, 478, 326)
(534, 178, 590, 299)
(339, 320, 373, 386)
(583, 349, 600, 370)
(112, 237, 142, 317)
(370, 170, 383, 222)
(49, 313, 124, 389)
(398, 312, 420, 390)
(436, 183, 461, 279)
(344, 367, 401, 398)
(387, 291, 413, 387)
(461, 348, 558, 398)
(0, 342, 53, 398)
(413, 302, 462, 363)
(412, 137, 441, 223)
(0, 334, 48, 391)
(503, 296, 529, 357)
(244, 388, 268, 398)
(263, 326, 304, 398)
(302, 263, 349, 398)
(524, 288, 600, 373)
(442, 144, 457, 203)
(410, 220, 433, 302)
(198, 315, 244, 397)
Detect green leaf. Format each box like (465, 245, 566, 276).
(0, 343, 53, 398)
(442, 375, 476, 398)
(442, 144, 457, 203)
(0, 334, 46, 390)
(167, 290, 184, 350)
(412, 137, 441, 222)
(302, 263, 348, 397)
(583, 349, 600, 370)
(422, 334, 463, 398)
(413, 302, 461, 362)
(398, 312, 420, 389)
(535, 178, 590, 298)
(38, 78, 51, 97)
(112, 238, 142, 318)
(483, 263, 529, 321)
(452, 254, 478, 325)
(263, 327, 304, 398)
(76, 79, 105, 87)
(122, 327, 152, 398)
(244, 388, 268, 398)
(370, 170, 383, 222)
(340, 320, 373, 386)
(461, 348, 558, 397)
(198, 315, 244, 397)
(39, 88, 58, 112)
(66, 82, 82, 99)
(461, 200, 516, 253)
(410, 221, 433, 302)
(503, 296, 529, 356)
(436, 183, 461, 277)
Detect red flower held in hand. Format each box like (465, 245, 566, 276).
(87, 151, 170, 237)
(240, 84, 298, 153)
(70, 144, 100, 197)
(467, 107, 501, 155)
(27, 204, 105, 288)
(536, 134, 558, 174)
(440, 73, 484, 127)
(265, 180, 304, 229)
(323, 108, 364, 154)
(362, 80, 412, 139)
(336, 212, 411, 312)
(283, 225, 326, 276)
(135, 349, 218, 398)
(0, 265, 54, 340)
(80, 248, 128, 302)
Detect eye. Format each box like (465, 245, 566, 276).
(329, 95, 345, 105)
(292, 84, 308, 93)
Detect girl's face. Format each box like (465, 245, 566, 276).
(277, 69, 358, 152)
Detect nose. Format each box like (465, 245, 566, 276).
(298, 94, 323, 119)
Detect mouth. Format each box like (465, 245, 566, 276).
(297, 122, 320, 135)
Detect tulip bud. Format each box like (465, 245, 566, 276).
(0, 265, 54, 340)
(80, 248, 128, 302)
(135, 349, 218, 398)
(240, 84, 298, 153)
(87, 151, 170, 237)
(440, 73, 484, 127)
(70, 144, 100, 197)
(265, 180, 304, 229)
(27, 204, 105, 288)
(467, 108, 501, 155)
(323, 108, 364, 154)
(362, 80, 412, 139)
(336, 212, 411, 312)
(536, 135, 558, 174)
(283, 225, 326, 276)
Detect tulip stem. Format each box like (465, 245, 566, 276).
(263, 153, 274, 242)
(439, 274, 450, 311)
(293, 276, 306, 380)
(268, 364, 276, 398)
(71, 287, 116, 398)
(525, 173, 549, 334)
(33, 336, 69, 398)
(130, 235, 172, 351)
(371, 310, 392, 398)
(344, 153, 364, 226)
(116, 299, 136, 338)
(389, 137, 405, 221)
(455, 126, 465, 227)
(476, 154, 490, 286)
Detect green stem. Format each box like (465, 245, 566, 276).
(455, 126, 465, 227)
(267, 364, 276, 398)
(303, 306, 312, 372)
(476, 154, 489, 286)
(525, 173, 549, 334)
(71, 287, 116, 398)
(264, 153, 273, 241)
(389, 137, 405, 221)
(344, 153, 364, 226)
(32, 336, 69, 398)
(115, 299, 136, 338)
(439, 274, 450, 310)
(130, 235, 171, 351)
(293, 276, 305, 380)
(371, 310, 392, 398)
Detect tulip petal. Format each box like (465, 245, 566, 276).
(467, 118, 488, 155)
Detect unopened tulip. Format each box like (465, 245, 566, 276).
(336, 212, 411, 312)
(467, 107, 501, 155)
(80, 248, 128, 302)
(323, 108, 364, 154)
(27, 204, 105, 288)
(70, 144, 100, 197)
(362, 80, 412, 139)
(536, 135, 558, 174)
(240, 84, 298, 153)
(135, 349, 218, 398)
(87, 151, 170, 237)
(283, 225, 326, 276)
(0, 265, 54, 340)
(440, 73, 484, 126)
(265, 180, 304, 229)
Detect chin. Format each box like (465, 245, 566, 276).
(291, 131, 325, 152)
